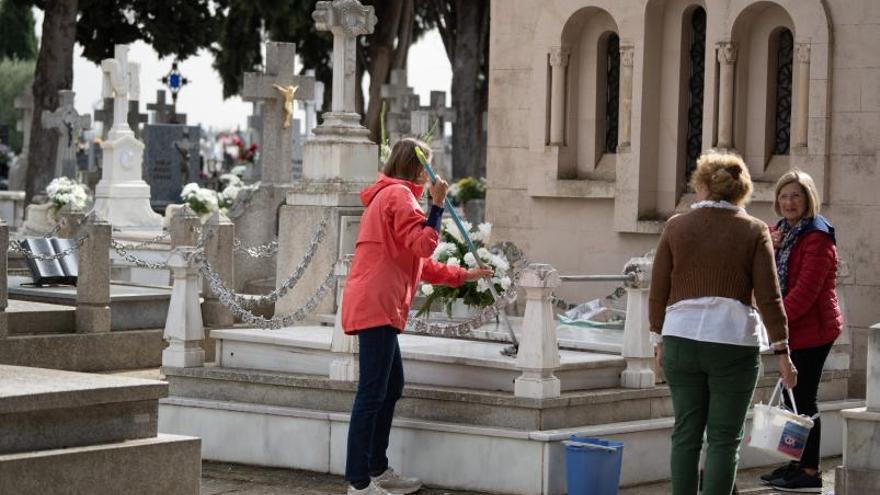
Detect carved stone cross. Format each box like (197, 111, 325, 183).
(313, 0, 377, 116)
(242, 41, 315, 184)
(42, 90, 91, 178)
(14, 88, 33, 156)
(100, 45, 133, 138)
(147, 90, 187, 125)
(381, 69, 420, 137)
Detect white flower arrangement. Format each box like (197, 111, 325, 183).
(416, 220, 512, 317)
(45, 177, 90, 212)
(181, 182, 220, 215)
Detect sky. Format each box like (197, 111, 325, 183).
(33, 10, 452, 133)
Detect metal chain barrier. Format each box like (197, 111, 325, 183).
(109, 238, 168, 269)
(111, 230, 170, 250)
(9, 230, 91, 261)
(233, 238, 279, 259)
(200, 258, 337, 329)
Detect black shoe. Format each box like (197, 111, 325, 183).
(769, 469, 823, 493)
(760, 461, 800, 483)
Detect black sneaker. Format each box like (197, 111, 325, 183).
(769, 469, 823, 493)
(760, 461, 800, 483)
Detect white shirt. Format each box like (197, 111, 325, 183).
(659, 199, 769, 350)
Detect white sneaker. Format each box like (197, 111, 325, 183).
(347, 481, 392, 495)
(371, 468, 423, 494)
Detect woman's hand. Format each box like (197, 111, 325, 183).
(428, 177, 449, 207)
(778, 353, 798, 389)
(463, 267, 493, 281)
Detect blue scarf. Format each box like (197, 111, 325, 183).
(774, 215, 836, 295)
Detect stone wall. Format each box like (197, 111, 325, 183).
(486, 0, 880, 396)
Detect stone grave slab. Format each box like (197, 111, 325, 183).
(8, 275, 171, 330)
(0, 365, 200, 495)
(7, 299, 76, 335)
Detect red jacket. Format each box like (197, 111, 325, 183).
(783, 230, 842, 350)
(342, 175, 466, 334)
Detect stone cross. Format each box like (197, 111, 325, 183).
(303, 69, 325, 135)
(127, 63, 148, 137)
(100, 45, 134, 139)
(381, 69, 420, 138)
(313, 0, 377, 116)
(147, 90, 187, 125)
(14, 88, 33, 155)
(93, 98, 114, 139)
(42, 90, 92, 178)
(242, 41, 315, 184)
(411, 91, 455, 138)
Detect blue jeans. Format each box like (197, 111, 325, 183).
(345, 326, 404, 485)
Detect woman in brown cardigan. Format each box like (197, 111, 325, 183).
(649, 151, 798, 495)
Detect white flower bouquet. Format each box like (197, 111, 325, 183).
(181, 182, 220, 215)
(416, 220, 512, 317)
(45, 177, 90, 212)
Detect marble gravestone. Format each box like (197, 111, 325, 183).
(143, 124, 201, 211)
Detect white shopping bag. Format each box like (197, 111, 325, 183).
(747, 378, 815, 461)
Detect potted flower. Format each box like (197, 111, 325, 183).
(416, 219, 512, 319)
(180, 182, 220, 216)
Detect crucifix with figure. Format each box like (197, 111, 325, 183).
(242, 41, 315, 184)
(42, 90, 91, 178)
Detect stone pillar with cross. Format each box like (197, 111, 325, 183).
(147, 90, 187, 125)
(42, 90, 91, 179)
(93, 44, 163, 232)
(411, 90, 456, 180)
(9, 88, 34, 191)
(242, 41, 315, 185)
(274, 0, 378, 317)
(381, 68, 420, 142)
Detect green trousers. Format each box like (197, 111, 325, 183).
(663, 336, 760, 495)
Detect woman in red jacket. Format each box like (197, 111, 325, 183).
(762, 170, 842, 492)
(342, 138, 491, 495)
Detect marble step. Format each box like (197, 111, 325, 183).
(0, 365, 167, 455)
(163, 364, 849, 432)
(210, 326, 627, 393)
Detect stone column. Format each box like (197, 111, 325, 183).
(170, 206, 200, 248)
(620, 257, 655, 388)
(548, 46, 570, 146)
(163, 248, 205, 368)
(57, 205, 86, 239)
(202, 212, 234, 327)
(716, 41, 738, 149)
(514, 264, 561, 399)
(0, 220, 8, 339)
(76, 217, 111, 333)
(618, 43, 635, 150)
(793, 43, 811, 149)
(330, 255, 358, 381)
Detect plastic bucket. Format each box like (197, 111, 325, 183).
(564, 436, 624, 495)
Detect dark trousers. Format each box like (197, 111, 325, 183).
(345, 326, 404, 486)
(782, 342, 833, 469)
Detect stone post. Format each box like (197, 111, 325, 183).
(202, 212, 234, 326)
(716, 41, 738, 149)
(618, 43, 635, 150)
(835, 321, 880, 494)
(620, 256, 655, 388)
(163, 248, 205, 367)
(76, 216, 111, 333)
(514, 264, 562, 399)
(170, 205, 200, 248)
(0, 220, 8, 339)
(548, 46, 570, 146)
(793, 43, 811, 150)
(330, 255, 358, 381)
(57, 205, 86, 239)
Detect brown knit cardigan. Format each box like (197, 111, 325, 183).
(648, 207, 789, 343)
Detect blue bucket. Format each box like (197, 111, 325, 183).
(564, 436, 624, 495)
